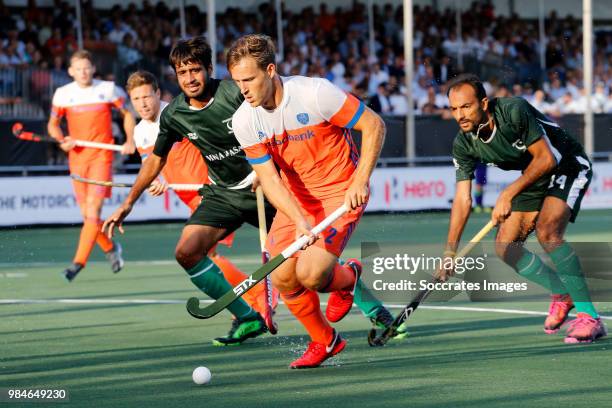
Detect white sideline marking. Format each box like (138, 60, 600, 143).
(0, 298, 193, 305)
(394, 304, 612, 321)
(0, 273, 28, 278)
(0, 257, 260, 268)
(0, 298, 610, 321)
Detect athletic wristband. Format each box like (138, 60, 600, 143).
(443, 250, 456, 258)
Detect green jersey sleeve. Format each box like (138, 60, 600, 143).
(508, 98, 544, 148)
(153, 105, 182, 158)
(452, 134, 476, 181)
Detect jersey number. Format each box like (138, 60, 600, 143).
(325, 227, 338, 244)
(548, 174, 567, 190)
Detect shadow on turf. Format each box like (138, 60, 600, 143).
(5, 331, 610, 408)
(4, 314, 611, 408)
(0, 321, 134, 336)
(0, 302, 175, 319)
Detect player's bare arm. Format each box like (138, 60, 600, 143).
(103, 153, 167, 237)
(47, 115, 75, 152)
(347, 107, 386, 210)
(492, 138, 557, 225)
(118, 107, 136, 154)
(250, 160, 316, 246)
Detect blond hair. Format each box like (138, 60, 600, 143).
(126, 70, 159, 93)
(227, 34, 276, 71)
(70, 49, 94, 65)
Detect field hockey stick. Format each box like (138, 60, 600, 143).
(70, 174, 202, 191)
(368, 220, 495, 347)
(12, 122, 123, 152)
(186, 204, 348, 319)
(256, 186, 278, 334)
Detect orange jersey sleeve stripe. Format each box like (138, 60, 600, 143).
(329, 94, 364, 129)
(112, 96, 126, 110)
(243, 144, 271, 164)
(137, 145, 155, 160)
(51, 105, 65, 118)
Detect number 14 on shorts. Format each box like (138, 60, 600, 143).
(549, 174, 567, 190)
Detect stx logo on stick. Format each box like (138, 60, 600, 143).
(233, 276, 257, 296)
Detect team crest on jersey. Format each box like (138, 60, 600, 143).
(221, 117, 234, 134)
(296, 113, 309, 125)
(512, 139, 527, 151)
(98, 94, 105, 101)
(187, 132, 198, 140)
(257, 130, 266, 141)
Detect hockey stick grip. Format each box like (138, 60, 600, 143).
(280, 204, 348, 258)
(74, 140, 123, 152)
(255, 186, 268, 253)
(167, 183, 203, 191)
(455, 220, 495, 259)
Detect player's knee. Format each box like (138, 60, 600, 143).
(175, 244, 201, 269)
(494, 238, 508, 260)
(535, 223, 562, 246)
(295, 263, 325, 290)
(271, 273, 299, 293)
(494, 241, 519, 264)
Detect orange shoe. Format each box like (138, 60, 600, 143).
(544, 294, 574, 334)
(564, 313, 607, 344)
(325, 259, 361, 323)
(289, 330, 346, 369)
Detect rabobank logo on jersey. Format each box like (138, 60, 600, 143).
(296, 113, 309, 125)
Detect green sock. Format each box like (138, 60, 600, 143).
(549, 243, 598, 318)
(515, 250, 566, 295)
(354, 279, 383, 318)
(187, 257, 256, 319)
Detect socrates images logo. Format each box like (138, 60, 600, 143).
(296, 113, 309, 125)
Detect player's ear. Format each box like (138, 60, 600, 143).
(266, 63, 276, 78)
(155, 88, 161, 98)
(481, 97, 489, 111)
(68, 65, 75, 78)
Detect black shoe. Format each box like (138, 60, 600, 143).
(63, 263, 84, 282)
(105, 242, 124, 273)
(369, 306, 410, 339)
(369, 306, 394, 329)
(212, 313, 267, 346)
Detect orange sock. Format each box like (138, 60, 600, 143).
(96, 222, 114, 253)
(281, 287, 333, 344)
(319, 263, 357, 293)
(212, 253, 266, 315)
(73, 220, 100, 265)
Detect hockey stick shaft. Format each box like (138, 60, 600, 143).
(368, 220, 495, 346)
(186, 204, 348, 319)
(12, 122, 123, 151)
(70, 174, 202, 191)
(256, 186, 277, 334)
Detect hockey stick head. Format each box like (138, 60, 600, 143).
(367, 326, 397, 347)
(186, 297, 209, 319)
(12, 122, 24, 137)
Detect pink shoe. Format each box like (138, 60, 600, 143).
(544, 294, 574, 334)
(564, 313, 607, 344)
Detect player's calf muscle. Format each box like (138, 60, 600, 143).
(271, 261, 300, 292)
(295, 263, 336, 290)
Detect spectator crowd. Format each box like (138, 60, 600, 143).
(3, 0, 612, 117)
